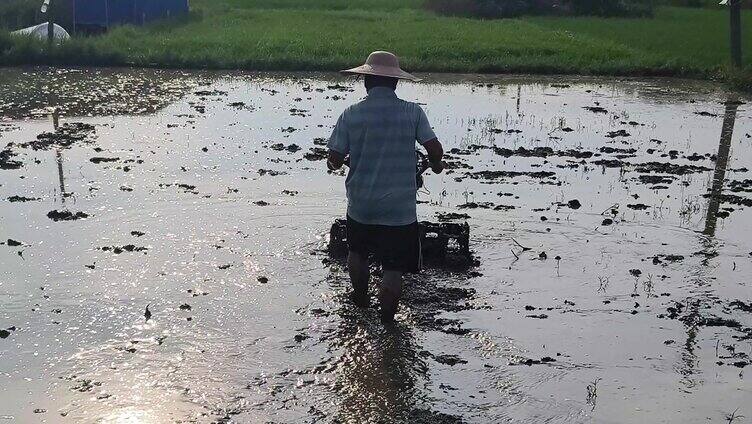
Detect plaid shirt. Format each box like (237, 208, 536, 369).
(328, 87, 436, 226)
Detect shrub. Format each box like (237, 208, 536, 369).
(658, 0, 751, 7)
(424, 0, 655, 18)
(0, 0, 73, 32)
(569, 0, 654, 17)
(0, 0, 39, 29)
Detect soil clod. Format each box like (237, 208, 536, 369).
(47, 210, 89, 221)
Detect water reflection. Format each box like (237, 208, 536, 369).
(334, 321, 427, 422)
(0, 68, 203, 119)
(2, 70, 751, 423)
(52, 109, 69, 202)
(703, 98, 740, 236)
(325, 266, 469, 423)
(673, 97, 743, 389)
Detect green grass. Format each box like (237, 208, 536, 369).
(1, 0, 750, 89)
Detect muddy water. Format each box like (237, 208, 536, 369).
(1, 68, 751, 423)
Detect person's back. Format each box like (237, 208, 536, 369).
(330, 86, 435, 226)
(327, 51, 444, 324)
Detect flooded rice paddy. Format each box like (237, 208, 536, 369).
(1, 68, 751, 423)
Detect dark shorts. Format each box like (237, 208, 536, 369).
(346, 215, 421, 273)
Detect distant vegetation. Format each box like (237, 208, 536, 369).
(0, 0, 749, 90)
(663, 0, 751, 7)
(0, 0, 38, 29)
(424, 0, 654, 19)
(0, 0, 72, 30)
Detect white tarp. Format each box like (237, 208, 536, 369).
(11, 22, 70, 41)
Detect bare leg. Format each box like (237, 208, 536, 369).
(347, 251, 370, 307)
(379, 270, 403, 323)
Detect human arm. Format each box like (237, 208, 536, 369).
(326, 111, 349, 170)
(327, 150, 346, 170)
(416, 105, 444, 174)
(422, 138, 444, 174)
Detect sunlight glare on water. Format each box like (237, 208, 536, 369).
(0, 68, 750, 423)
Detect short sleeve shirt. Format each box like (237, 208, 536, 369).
(328, 87, 436, 226)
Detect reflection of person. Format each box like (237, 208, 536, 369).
(336, 323, 421, 422)
(327, 51, 445, 323)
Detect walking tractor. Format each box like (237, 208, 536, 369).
(328, 150, 475, 268)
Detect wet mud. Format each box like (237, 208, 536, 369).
(0, 69, 751, 423)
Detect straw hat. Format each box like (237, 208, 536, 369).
(341, 51, 421, 82)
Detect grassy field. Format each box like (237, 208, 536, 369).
(1, 0, 750, 88)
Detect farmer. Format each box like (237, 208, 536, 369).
(327, 51, 445, 323)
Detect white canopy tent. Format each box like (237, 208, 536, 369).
(11, 23, 71, 41)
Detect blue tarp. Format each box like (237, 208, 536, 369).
(70, 0, 189, 27)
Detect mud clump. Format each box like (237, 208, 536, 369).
(289, 108, 309, 117)
(728, 179, 752, 193)
(194, 89, 227, 97)
(0, 148, 23, 170)
(304, 147, 327, 161)
(0, 326, 17, 339)
(436, 212, 470, 222)
(567, 199, 581, 209)
(699, 317, 742, 328)
(458, 202, 494, 210)
(729, 299, 752, 313)
(600, 146, 636, 154)
(22, 123, 96, 150)
(466, 170, 556, 180)
(258, 169, 287, 176)
(444, 159, 473, 171)
(652, 254, 685, 264)
(591, 159, 625, 168)
(101, 245, 147, 254)
(408, 276, 476, 335)
(660, 299, 752, 341)
(638, 175, 674, 185)
(590, 160, 713, 175)
(703, 193, 752, 208)
(685, 153, 709, 161)
(491, 146, 593, 160)
(7, 195, 40, 202)
(433, 354, 468, 366)
(270, 143, 301, 153)
(730, 300, 752, 313)
(634, 162, 711, 175)
(605, 130, 630, 138)
(158, 182, 198, 193)
(90, 157, 119, 164)
(627, 203, 650, 210)
(326, 83, 354, 92)
(511, 356, 556, 366)
(227, 101, 248, 109)
(584, 106, 608, 114)
(47, 210, 89, 221)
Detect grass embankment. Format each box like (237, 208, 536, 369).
(0, 0, 750, 88)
